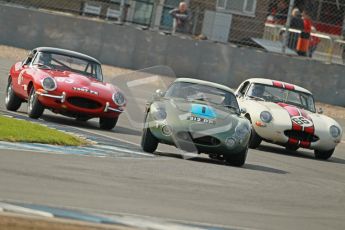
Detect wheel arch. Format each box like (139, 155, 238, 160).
(27, 81, 34, 95)
(244, 113, 251, 122)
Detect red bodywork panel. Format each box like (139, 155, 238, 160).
(9, 62, 125, 118)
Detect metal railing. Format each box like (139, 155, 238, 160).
(1, 0, 345, 65)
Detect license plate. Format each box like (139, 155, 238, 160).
(187, 116, 215, 124)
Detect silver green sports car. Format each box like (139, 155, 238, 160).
(141, 78, 251, 166)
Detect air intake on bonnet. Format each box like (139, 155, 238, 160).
(177, 132, 221, 146)
(284, 130, 319, 142)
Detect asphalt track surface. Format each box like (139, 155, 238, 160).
(0, 57, 345, 230)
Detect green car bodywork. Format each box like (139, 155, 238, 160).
(141, 78, 251, 166)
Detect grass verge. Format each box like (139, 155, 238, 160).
(0, 115, 88, 146)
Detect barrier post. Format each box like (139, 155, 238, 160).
(282, 0, 295, 53)
(119, 0, 125, 23)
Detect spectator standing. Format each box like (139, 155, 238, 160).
(288, 8, 304, 51)
(296, 10, 312, 56)
(169, 2, 192, 34)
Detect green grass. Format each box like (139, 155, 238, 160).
(0, 115, 89, 146)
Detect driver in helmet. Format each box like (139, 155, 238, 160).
(250, 84, 265, 98)
(38, 52, 52, 66)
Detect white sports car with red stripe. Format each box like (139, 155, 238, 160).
(235, 78, 342, 160)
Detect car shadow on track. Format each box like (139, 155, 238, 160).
(155, 151, 288, 174)
(256, 145, 345, 165)
(40, 114, 142, 136)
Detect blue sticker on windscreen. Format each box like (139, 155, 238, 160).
(191, 104, 216, 118)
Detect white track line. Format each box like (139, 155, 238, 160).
(73, 127, 141, 147)
(0, 203, 53, 218)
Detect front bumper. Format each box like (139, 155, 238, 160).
(149, 120, 250, 155)
(253, 120, 341, 151)
(36, 90, 124, 117)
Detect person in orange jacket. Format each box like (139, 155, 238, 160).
(296, 10, 312, 56)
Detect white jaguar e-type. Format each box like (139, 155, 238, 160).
(235, 78, 342, 160)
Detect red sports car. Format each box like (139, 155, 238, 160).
(5, 47, 126, 130)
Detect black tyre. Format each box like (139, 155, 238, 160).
(286, 145, 299, 151)
(99, 117, 118, 130)
(27, 87, 44, 119)
(225, 147, 248, 167)
(249, 127, 262, 149)
(314, 149, 335, 160)
(5, 78, 22, 111)
(141, 119, 159, 153)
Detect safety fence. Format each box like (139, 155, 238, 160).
(1, 0, 345, 65)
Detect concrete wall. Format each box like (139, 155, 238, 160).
(0, 4, 344, 106)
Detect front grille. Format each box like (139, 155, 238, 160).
(67, 97, 102, 109)
(284, 130, 319, 142)
(177, 132, 221, 146)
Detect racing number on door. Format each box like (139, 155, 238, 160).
(291, 116, 312, 127)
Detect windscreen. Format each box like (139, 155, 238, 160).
(165, 81, 239, 112)
(32, 51, 103, 81)
(247, 83, 316, 112)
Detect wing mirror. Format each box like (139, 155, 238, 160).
(317, 107, 323, 114)
(153, 89, 165, 100)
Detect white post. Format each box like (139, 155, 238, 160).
(282, 0, 295, 53)
(152, 0, 164, 30)
(119, 0, 126, 23)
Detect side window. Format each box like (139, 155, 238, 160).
(239, 81, 250, 96)
(23, 50, 37, 66)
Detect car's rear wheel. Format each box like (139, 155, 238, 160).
(141, 115, 158, 153)
(99, 117, 118, 130)
(314, 148, 335, 160)
(5, 78, 22, 111)
(224, 147, 248, 167)
(27, 87, 44, 119)
(249, 127, 262, 149)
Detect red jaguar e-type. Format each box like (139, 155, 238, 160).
(5, 47, 126, 130)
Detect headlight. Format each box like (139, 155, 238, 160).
(151, 108, 167, 120)
(330, 125, 341, 138)
(41, 77, 57, 91)
(235, 123, 251, 139)
(260, 111, 272, 123)
(151, 104, 167, 120)
(112, 92, 125, 106)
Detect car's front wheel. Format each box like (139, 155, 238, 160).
(249, 127, 262, 149)
(225, 147, 248, 167)
(314, 148, 335, 160)
(141, 119, 158, 153)
(27, 87, 44, 119)
(99, 117, 118, 130)
(5, 78, 22, 111)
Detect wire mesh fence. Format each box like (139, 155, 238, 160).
(1, 0, 345, 64)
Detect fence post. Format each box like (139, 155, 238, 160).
(119, 0, 125, 23)
(282, 0, 295, 53)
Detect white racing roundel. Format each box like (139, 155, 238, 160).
(291, 116, 313, 127)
